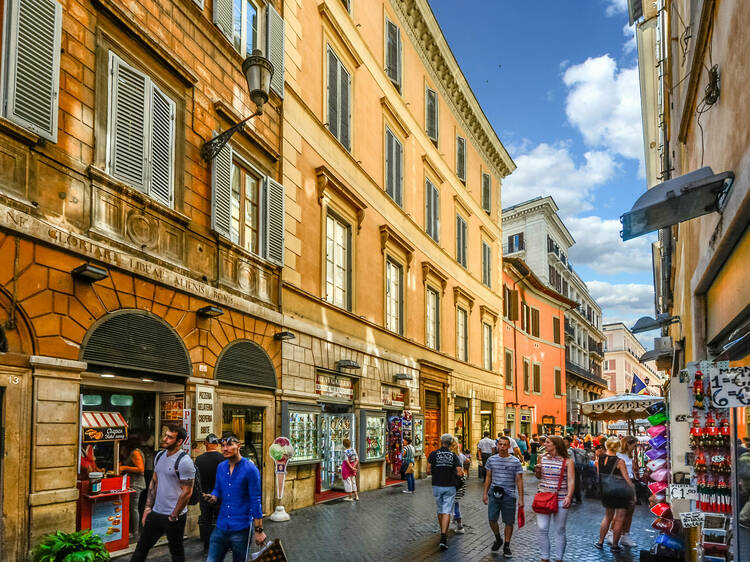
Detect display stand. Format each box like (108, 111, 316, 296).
(77, 476, 135, 552)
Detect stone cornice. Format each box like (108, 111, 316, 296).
(381, 97, 410, 138)
(316, 165, 368, 230)
(379, 224, 415, 267)
(453, 286, 475, 311)
(421, 261, 449, 294)
(392, 0, 515, 179)
(318, 2, 363, 68)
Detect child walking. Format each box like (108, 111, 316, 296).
(341, 438, 359, 501)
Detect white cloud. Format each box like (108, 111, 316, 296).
(502, 143, 616, 218)
(623, 22, 637, 53)
(563, 55, 643, 162)
(605, 0, 628, 16)
(566, 216, 654, 274)
(586, 279, 660, 348)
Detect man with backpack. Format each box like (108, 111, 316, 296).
(563, 435, 586, 504)
(132, 424, 197, 562)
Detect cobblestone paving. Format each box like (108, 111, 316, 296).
(115, 471, 657, 561)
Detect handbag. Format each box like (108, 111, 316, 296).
(531, 459, 566, 514)
(405, 462, 414, 475)
(249, 539, 288, 561)
(600, 457, 633, 505)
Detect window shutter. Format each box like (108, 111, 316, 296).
(213, 0, 233, 43)
(108, 53, 148, 191)
(553, 317, 561, 344)
(327, 49, 339, 140)
(426, 88, 437, 141)
(265, 177, 285, 266)
(386, 20, 399, 84)
(532, 309, 539, 337)
(482, 173, 491, 212)
(386, 128, 394, 200)
(456, 136, 466, 181)
(5, 0, 62, 142)
(148, 83, 175, 207)
(394, 135, 402, 205)
(456, 215, 461, 264)
(510, 290, 519, 321)
(519, 231, 524, 248)
(339, 62, 350, 150)
(425, 180, 432, 237)
(266, 3, 285, 97)
(211, 140, 232, 238)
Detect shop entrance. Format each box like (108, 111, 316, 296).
(222, 405, 264, 479)
(320, 406, 354, 491)
(480, 401, 494, 437)
(454, 397, 469, 453)
(386, 412, 403, 479)
(424, 390, 442, 457)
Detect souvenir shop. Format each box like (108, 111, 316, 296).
(453, 396, 470, 453)
(480, 401, 494, 437)
(382, 385, 406, 480)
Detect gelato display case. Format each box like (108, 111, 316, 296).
(359, 411, 386, 462)
(281, 402, 322, 465)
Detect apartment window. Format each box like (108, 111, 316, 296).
(521, 302, 529, 332)
(504, 285, 518, 321)
(231, 0, 259, 56)
(2, 0, 62, 142)
(325, 213, 351, 310)
(425, 86, 438, 142)
(229, 161, 261, 253)
(482, 172, 491, 213)
(531, 308, 540, 337)
(553, 317, 561, 344)
(385, 18, 402, 90)
(426, 287, 440, 350)
(507, 232, 524, 253)
(505, 349, 514, 389)
(554, 368, 562, 396)
(385, 259, 403, 334)
(385, 127, 403, 206)
(456, 307, 468, 361)
(425, 178, 440, 242)
(341, 0, 351, 12)
(482, 322, 492, 370)
(523, 359, 530, 392)
(456, 136, 466, 181)
(456, 214, 467, 267)
(533, 364, 541, 393)
(482, 246, 495, 291)
(107, 52, 176, 207)
(327, 47, 351, 150)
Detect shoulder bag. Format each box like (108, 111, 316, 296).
(531, 458, 566, 514)
(600, 456, 633, 505)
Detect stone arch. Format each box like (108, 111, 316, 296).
(215, 339, 277, 389)
(0, 287, 35, 354)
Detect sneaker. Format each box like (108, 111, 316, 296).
(342, 497, 354, 501)
(439, 535, 448, 551)
(594, 542, 604, 550)
(620, 533, 635, 547)
(491, 537, 503, 552)
(455, 526, 465, 534)
(611, 544, 623, 552)
(605, 530, 613, 545)
(354, 496, 360, 501)
(503, 544, 512, 557)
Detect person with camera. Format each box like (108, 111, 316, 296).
(482, 435, 524, 557)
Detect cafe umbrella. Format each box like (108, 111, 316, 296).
(581, 393, 664, 434)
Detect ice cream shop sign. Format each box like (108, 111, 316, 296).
(315, 373, 354, 400)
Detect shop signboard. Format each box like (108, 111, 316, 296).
(83, 426, 127, 443)
(680, 511, 705, 528)
(669, 484, 698, 501)
(195, 385, 215, 440)
(91, 498, 124, 543)
(381, 385, 405, 408)
(81, 411, 128, 443)
(315, 373, 353, 400)
(160, 393, 184, 421)
(182, 409, 192, 452)
(707, 362, 750, 407)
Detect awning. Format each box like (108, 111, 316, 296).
(580, 394, 663, 421)
(81, 411, 128, 443)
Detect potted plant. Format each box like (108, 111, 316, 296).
(32, 530, 110, 561)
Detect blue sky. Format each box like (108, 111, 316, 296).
(429, 0, 658, 332)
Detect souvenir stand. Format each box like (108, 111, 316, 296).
(359, 410, 386, 466)
(76, 411, 136, 553)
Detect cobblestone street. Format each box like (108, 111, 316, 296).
(118, 471, 657, 561)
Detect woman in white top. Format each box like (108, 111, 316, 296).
(613, 436, 639, 547)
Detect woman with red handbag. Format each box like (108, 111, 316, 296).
(533, 435, 575, 562)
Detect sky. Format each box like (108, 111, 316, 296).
(429, 0, 659, 340)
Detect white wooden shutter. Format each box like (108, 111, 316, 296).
(213, 0, 233, 43)
(148, 84, 175, 207)
(211, 140, 233, 239)
(5, 0, 62, 142)
(265, 177, 285, 266)
(339, 61, 351, 151)
(266, 3, 285, 97)
(108, 53, 148, 191)
(327, 48, 339, 140)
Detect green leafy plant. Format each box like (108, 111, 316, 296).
(32, 530, 110, 562)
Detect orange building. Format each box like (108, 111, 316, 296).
(502, 257, 575, 437)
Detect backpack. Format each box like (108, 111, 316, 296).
(155, 449, 202, 505)
(571, 448, 587, 470)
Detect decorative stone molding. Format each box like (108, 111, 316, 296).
(422, 153, 445, 184)
(316, 165, 367, 230)
(453, 286, 475, 311)
(379, 224, 414, 268)
(479, 224, 497, 242)
(421, 261, 448, 294)
(318, 2, 363, 68)
(480, 304, 499, 325)
(381, 97, 410, 138)
(453, 194, 472, 217)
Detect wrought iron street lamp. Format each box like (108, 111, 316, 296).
(201, 50, 274, 161)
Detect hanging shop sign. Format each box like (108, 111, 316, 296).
(182, 409, 192, 452)
(381, 385, 405, 408)
(541, 415, 555, 425)
(708, 363, 750, 407)
(669, 484, 698, 501)
(81, 412, 128, 443)
(195, 385, 215, 440)
(315, 373, 353, 400)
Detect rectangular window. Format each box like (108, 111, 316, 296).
(533, 364, 542, 393)
(426, 287, 440, 350)
(425, 86, 438, 142)
(456, 136, 466, 181)
(327, 47, 351, 150)
(341, 0, 351, 13)
(456, 307, 468, 361)
(505, 349, 513, 389)
(425, 178, 440, 242)
(520, 302, 529, 332)
(554, 369, 562, 396)
(456, 214, 467, 267)
(531, 308, 540, 337)
(325, 213, 351, 310)
(385, 259, 403, 334)
(482, 172, 491, 213)
(482, 241, 491, 287)
(553, 317, 561, 344)
(523, 359, 530, 392)
(385, 18, 402, 90)
(507, 232, 524, 253)
(230, 161, 260, 253)
(385, 127, 403, 206)
(232, 0, 259, 57)
(483, 322, 492, 370)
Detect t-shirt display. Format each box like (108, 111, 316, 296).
(427, 447, 460, 487)
(484, 454, 523, 497)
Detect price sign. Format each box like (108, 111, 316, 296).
(680, 511, 705, 528)
(669, 484, 698, 501)
(710, 362, 750, 407)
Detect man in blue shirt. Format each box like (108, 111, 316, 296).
(204, 433, 266, 562)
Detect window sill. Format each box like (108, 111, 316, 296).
(0, 115, 41, 146)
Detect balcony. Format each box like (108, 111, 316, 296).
(564, 319, 574, 339)
(588, 338, 604, 359)
(504, 240, 525, 255)
(565, 359, 609, 389)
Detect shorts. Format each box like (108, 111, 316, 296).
(432, 486, 457, 515)
(488, 493, 517, 526)
(343, 476, 357, 493)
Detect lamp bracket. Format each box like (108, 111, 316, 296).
(201, 110, 261, 161)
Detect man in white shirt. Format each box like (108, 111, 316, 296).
(477, 431, 496, 479)
(497, 429, 523, 462)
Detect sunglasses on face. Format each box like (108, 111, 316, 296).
(220, 438, 240, 445)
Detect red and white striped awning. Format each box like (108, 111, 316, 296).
(81, 411, 128, 429)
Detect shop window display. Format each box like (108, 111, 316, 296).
(363, 414, 386, 461)
(412, 415, 424, 455)
(320, 413, 354, 491)
(387, 415, 403, 476)
(287, 410, 319, 463)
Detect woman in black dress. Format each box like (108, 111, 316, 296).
(594, 437, 635, 552)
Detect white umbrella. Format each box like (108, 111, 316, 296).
(580, 393, 663, 422)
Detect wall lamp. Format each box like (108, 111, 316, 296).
(71, 263, 108, 282)
(631, 314, 680, 334)
(201, 50, 274, 161)
(197, 305, 224, 318)
(335, 359, 361, 371)
(274, 331, 296, 341)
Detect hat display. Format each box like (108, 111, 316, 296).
(648, 481, 668, 494)
(646, 458, 668, 471)
(649, 435, 668, 449)
(646, 401, 666, 416)
(647, 412, 668, 426)
(645, 447, 668, 460)
(647, 424, 668, 438)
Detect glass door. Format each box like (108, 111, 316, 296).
(222, 405, 264, 480)
(320, 413, 354, 491)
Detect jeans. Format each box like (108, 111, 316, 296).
(199, 498, 221, 549)
(454, 501, 461, 519)
(432, 486, 457, 514)
(406, 472, 415, 492)
(131, 511, 187, 562)
(207, 527, 250, 562)
(536, 499, 570, 560)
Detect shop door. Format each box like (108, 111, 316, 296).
(320, 413, 354, 491)
(222, 405, 264, 480)
(424, 409, 440, 457)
